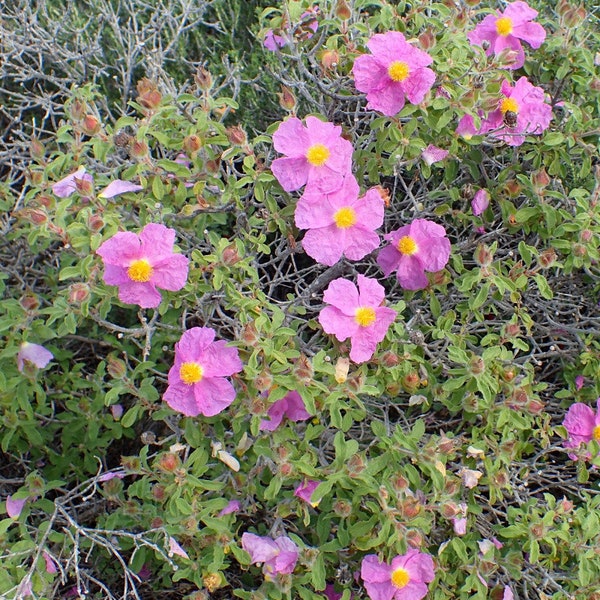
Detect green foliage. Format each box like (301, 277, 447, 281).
(1, 0, 600, 599)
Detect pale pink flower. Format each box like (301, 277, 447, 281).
(472, 189, 490, 216)
(271, 116, 353, 193)
(96, 223, 189, 308)
(294, 480, 321, 506)
(17, 342, 53, 372)
(377, 219, 451, 290)
(421, 145, 449, 166)
(456, 114, 481, 139)
(241, 532, 299, 577)
(467, 1, 546, 70)
(482, 77, 552, 146)
(460, 468, 483, 489)
(218, 500, 241, 516)
(98, 471, 125, 482)
(352, 32, 435, 116)
(6, 495, 27, 518)
(17, 579, 33, 598)
(111, 404, 124, 419)
(263, 8, 318, 51)
(452, 503, 468, 536)
(163, 327, 243, 417)
(43, 551, 58, 574)
(563, 399, 600, 458)
(360, 550, 435, 600)
(319, 275, 396, 364)
(503, 586, 515, 600)
(98, 179, 144, 198)
(168, 536, 189, 559)
(259, 390, 311, 431)
(52, 166, 93, 198)
(295, 176, 384, 266)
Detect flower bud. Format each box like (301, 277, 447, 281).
(107, 355, 127, 379)
(505, 180, 521, 197)
(241, 322, 259, 346)
(113, 130, 132, 148)
(278, 85, 296, 112)
(333, 500, 352, 518)
(70, 98, 87, 120)
(87, 213, 104, 232)
(321, 49, 339, 71)
(537, 248, 557, 268)
(152, 485, 166, 501)
(157, 453, 180, 472)
(581, 229, 593, 242)
(183, 134, 203, 155)
(573, 243, 587, 257)
(406, 529, 424, 548)
(418, 30, 435, 50)
(68, 283, 90, 304)
(402, 372, 420, 392)
(221, 243, 241, 266)
(441, 502, 459, 518)
(75, 176, 94, 196)
(531, 168, 550, 191)
(131, 139, 149, 158)
(30, 138, 45, 160)
(23, 208, 48, 225)
(136, 78, 162, 109)
(111, 404, 123, 420)
(82, 114, 101, 136)
(254, 369, 273, 392)
(335, 0, 351, 20)
(20, 294, 40, 311)
(347, 454, 365, 477)
(470, 356, 485, 375)
(195, 66, 213, 91)
(474, 243, 493, 267)
(293, 354, 313, 383)
(226, 125, 247, 147)
(206, 159, 220, 174)
(398, 497, 421, 519)
(380, 351, 400, 367)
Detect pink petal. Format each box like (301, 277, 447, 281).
(397, 255, 429, 290)
(294, 480, 320, 505)
(393, 549, 435, 583)
(503, 586, 515, 600)
(6, 495, 27, 518)
(192, 377, 237, 417)
(17, 342, 53, 372)
(43, 551, 58, 574)
(472, 189, 490, 216)
(377, 245, 402, 277)
(168, 537, 189, 559)
(366, 81, 406, 116)
(319, 306, 357, 342)
(259, 398, 288, 431)
(116, 281, 162, 308)
(356, 274, 386, 308)
(163, 381, 199, 416)
(563, 403, 596, 439)
(98, 471, 125, 482)
(282, 391, 310, 421)
(218, 500, 241, 516)
(322, 278, 360, 315)
(575, 376, 585, 391)
(271, 156, 309, 192)
(421, 145, 449, 166)
(503, 1, 538, 25)
(403, 67, 436, 105)
(96, 231, 144, 265)
(341, 227, 381, 261)
(302, 226, 346, 266)
(200, 340, 243, 378)
(272, 118, 309, 156)
(175, 327, 216, 362)
(352, 55, 388, 95)
(138, 224, 177, 262)
(52, 167, 91, 198)
(98, 180, 144, 198)
(151, 254, 189, 291)
(242, 532, 279, 563)
(467, 16, 500, 48)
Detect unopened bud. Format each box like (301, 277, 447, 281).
(195, 66, 213, 91)
(20, 294, 40, 311)
(183, 134, 203, 155)
(30, 138, 45, 160)
(82, 114, 101, 136)
(241, 322, 259, 346)
(107, 355, 127, 379)
(222, 243, 241, 266)
(75, 176, 94, 196)
(380, 352, 400, 367)
(347, 454, 365, 477)
(136, 78, 162, 109)
(474, 243, 493, 267)
(532, 168, 550, 190)
(406, 529, 424, 548)
(321, 49, 339, 71)
(294, 354, 313, 383)
(113, 130, 132, 148)
(70, 98, 87, 120)
(496, 48, 519, 67)
(581, 229, 593, 242)
(131, 139, 149, 158)
(418, 30, 435, 50)
(226, 125, 247, 146)
(157, 453, 180, 472)
(505, 180, 521, 197)
(206, 159, 220, 174)
(29, 170, 44, 186)
(441, 501, 459, 518)
(254, 369, 273, 392)
(278, 85, 296, 112)
(573, 243, 587, 257)
(333, 500, 352, 518)
(23, 208, 48, 225)
(563, 5, 586, 28)
(88, 213, 104, 232)
(402, 372, 420, 392)
(68, 283, 90, 304)
(335, 0, 351, 20)
(537, 248, 557, 268)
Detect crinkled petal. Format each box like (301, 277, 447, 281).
(96, 232, 143, 264)
(472, 189, 490, 216)
(397, 255, 429, 290)
(422, 145, 449, 166)
(563, 403, 596, 439)
(356, 274, 386, 307)
(354, 188, 385, 228)
(117, 281, 162, 308)
(377, 245, 402, 277)
(273, 118, 309, 155)
(398, 549, 436, 583)
(259, 397, 288, 431)
(319, 306, 357, 342)
(6, 496, 27, 518)
(163, 381, 199, 416)
(139, 223, 177, 262)
(395, 581, 429, 600)
(467, 16, 500, 47)
(242, 533, 279, 563)
(199, 340, 243, 378)
(102, 264, 131, 286)
(17, 342, 53, 371)
(192, 377, 237, 417)
(98, 180, 144, 198)
(403, 67, 436, 105)
(353, 55, 388, 94)
(503, 1, 538, 25)
(282, 391, 311, 421)
(52, 167, 89, 198)
(302, 226, 346, 266)
(349, 328, 380, 363)
(323, 278, 360, 314)
(295, 196, 336, 230)
(151, 254, 189, 291)
(175, 327, 216, 363)
(168, 537, 189, 559)
(271, 156, 309, 192)
(513, 21, 546, 48)
(342, 227, 380, 261)
(366, 82, 406, 116)
(300, 175, 359, 206)
(361, 555, 393, 584)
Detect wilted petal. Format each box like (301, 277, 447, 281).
(421, 144, 449, 166)
(168, 536, 189, 559)
(6, 495, 27, 518)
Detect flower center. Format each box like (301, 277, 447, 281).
(127, 259, 154, 282)
(397, 236, 418, 255)
(495, 17, 513, 36)
(180, 362, 203, 384)
(306, 143, 330, 167)
(388, 61, 410, 82)
(355, 307, 376, 327)
(500, 98, 519, 114)
(593, 425, 600, 441)
(334, 207, 357, 229)
(391, 567, 410, 589)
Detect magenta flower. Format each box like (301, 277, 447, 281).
(241, 533, 299, 577)
(218, 500, 241, 516)
(98, 179, 144, 199)
(361, 550, 435, 600)
(96, 223, 189, 308)
(575, 375, 585, 391)
(52, 166, 93, 198)
(319, 275, 396, 364)
(17, 342, 53, 372)
(563, 399, 600, 458)
(483, 77, 552, 146)
(377, 219, 451, 290)
(295, 176, 384, 266)
(6, 495, 27, 518)
(421, 145, 449, 166)
(352, 32, 435, 116)
(259, 390, 311, 432)
(294, 480, 321, 506)
(163, 327, 243, 417)
(471, 189, 490, 216)
(467, 1, 546, 70)
(263, 8, 318, 51)
(264, 30, 288, 51)
(271, 116, 353, 193)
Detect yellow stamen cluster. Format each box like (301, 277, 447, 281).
(495, 17, 513, 36)
(334, 207, 357, 229)
(391, 567, 410, 589)
(388, 61, 410, 82)
(500, 97, 519, 114)
(355, 307, 376, 327)
(127, 259, 154, 282)
(306, 143, 330, 167)
(593, 425, 600, 441)
(180, 362, 203, 384)
(397, 236, 418, 256)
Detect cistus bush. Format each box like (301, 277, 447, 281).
(1, 0, 600, 599)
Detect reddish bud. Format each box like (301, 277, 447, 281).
(280, 462, 293, 477)
(278, 86, 296, 112)
(538, 248, 557, 268)
(573, 243, 587, 257)
(20, 294, 40, 311)
(131, 139, 149, 158)
(505, 181, 521, 197)
(526, 399, 545, 414)
(391, 475, 409, 492)
(68, 283, 90, 304)
(23, 208, 48, 225)
(183, 134, 203, 155)
(581, 229, 593, 242)
(347, 454, 366, 477)
(221, 243, 241, 266)
(241, 322, 259, 346)
(418, 30, 435, 50)
(474, 243, 494, 267)
(249, 397, 266, 415)
(321, 49, 339, 71)
(195, 66, 213, 91)
(335, 0, 351, 20)
(380, 351, 400, 367)
(30, 138, 45, 160)
(294, 354, 314, 383)
(226, 125, 247, 147)
(532, 168, 550, 190)
(152, 485, 166, 502)
(206, 159, 220, 174)
(107, 355, 127, 379)
(157, 453, 180, 472)
(70, 99, 87, 120)
(254, 369, 273, 392)
(82, 114, 101, 136)
(399, 497, 421, 519)
(470, 356, 485, 375)
(136, 78, 162, 109)
(333, 500, 352, 518)
(441, 502, 459, 518)
(402, 372, 420, 392)
(406, 529, 424, 548)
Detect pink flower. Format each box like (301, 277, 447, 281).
(163, 327, 243, 417)
(352, 32, 436, 116)
(421, 145, 449, 166)
(563, 399, 600, 457)
(241, 532, 299, 577)
(271, 116, 353, 193)
(471, 189, 490, 216)
(575, 375, 585, 391)
(259, 390, 311, 431)
(98, 179, 144, 198)
(263, 8, 318, 51)
(96, 223, 189, 308)
(377, 219, 451, 290)
(294, 480, 321, 506)
(168, 536, 189, 559)
(6, 495, 27, 518)
(360, 550, 435, 600)
(467, 1, 546, 70)
(218, 500, 241, 516)
(503, 587, 515, 600)
(264, 30, 288, 51)
(52, 166, 93, 198)
(43, 551, 58, 574)
(456, 114, 480, 139)
(17, 342, 53, 372)
(295, 176, 384, 266)
(319, 275, 396, 363)
(482, 77, 552, 146)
